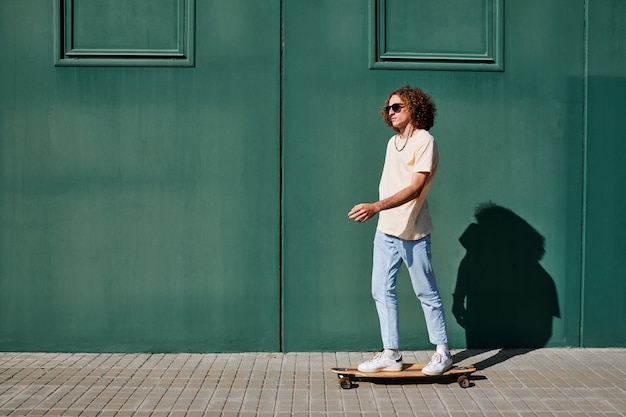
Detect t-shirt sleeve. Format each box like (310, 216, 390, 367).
(412, 137, 435, 173)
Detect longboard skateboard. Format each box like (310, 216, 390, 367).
(330, 363, 476, 389)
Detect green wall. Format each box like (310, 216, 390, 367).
(583, 0, 626, 347)
(0, 0, 624, 352)
(0, 0, 281, 352)
(282, 0, 583, 350)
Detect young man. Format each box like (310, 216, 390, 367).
(348, 86, 452, 375)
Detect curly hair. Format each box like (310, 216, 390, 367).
(380, 86, 437, 131)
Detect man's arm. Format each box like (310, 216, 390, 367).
(348, 171, 429, 224)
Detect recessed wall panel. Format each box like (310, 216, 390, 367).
(55, 0, 195, 67)
(371, 0, 503, 71)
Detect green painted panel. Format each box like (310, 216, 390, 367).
(372, 0, 503, 71)
(283, 0, 583, 351)
(0, 0, 280, 352)
(583, 0, 626, 346)
(72, 0, 181, 50)
(55, 0, 195, 66)
(383, 0, 489, 54)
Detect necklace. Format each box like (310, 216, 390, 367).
(394, 134, 409, 152)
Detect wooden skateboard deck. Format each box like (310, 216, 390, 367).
(330, 363, 476, 389)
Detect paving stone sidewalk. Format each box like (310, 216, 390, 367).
(0, 348, 624, 416)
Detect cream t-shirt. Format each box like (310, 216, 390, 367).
(376, 129, 439, 240)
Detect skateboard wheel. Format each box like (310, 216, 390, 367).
(457, 375, 470, 388)
(339, 376, 353, 389)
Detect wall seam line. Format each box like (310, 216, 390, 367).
(279, 0, 285, 352)
(579, 0, 589, 348)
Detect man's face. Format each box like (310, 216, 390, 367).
(387, 94, 411, 131)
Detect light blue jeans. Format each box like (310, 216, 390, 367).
(371, 230, 449, 349)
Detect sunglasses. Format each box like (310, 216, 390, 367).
(385, 103, 404, 113)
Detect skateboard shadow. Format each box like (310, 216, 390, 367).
(451, 202, 560, 369)
(343, 374, 480, 389)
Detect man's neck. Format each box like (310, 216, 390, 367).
(399, 124, 420, 140)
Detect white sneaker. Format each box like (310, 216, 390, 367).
(357, 351, 403, 373)
(422, 352, 453, 376)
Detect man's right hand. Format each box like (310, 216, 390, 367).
(348, 203, 380, 223)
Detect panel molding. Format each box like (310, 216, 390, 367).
(370, 0, 504, 71)
(54, 0, 195, 67)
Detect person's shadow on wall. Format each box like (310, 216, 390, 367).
(451, 203, 560, 370)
